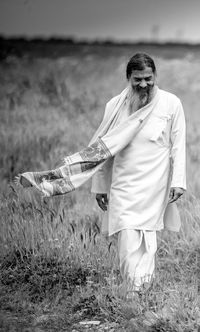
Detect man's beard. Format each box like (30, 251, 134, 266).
(128, 84, 154, 113)
(135, 84, 154, 107)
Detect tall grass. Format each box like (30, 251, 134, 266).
(0, 51, 200, 331)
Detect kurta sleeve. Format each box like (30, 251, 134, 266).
(170, 99, 186, 190)
(90, 93, 122, 194)
(91, 157, 114, 193)
(90, 100, 114, 194)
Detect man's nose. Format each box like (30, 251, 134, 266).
(139, 80, 147, 88)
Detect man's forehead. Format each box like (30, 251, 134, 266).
(131, 67, 154, 77)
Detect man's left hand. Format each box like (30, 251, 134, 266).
(169, 187, 184, 203)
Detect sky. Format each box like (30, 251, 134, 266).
(1, 0, 200, 43)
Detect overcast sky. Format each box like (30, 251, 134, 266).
(1, 0, 200, 42)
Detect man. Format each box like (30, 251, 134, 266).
(91, 53, 186, 296)
(15, 53, 186, 298)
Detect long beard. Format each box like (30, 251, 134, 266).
(128, 85, 154, 114)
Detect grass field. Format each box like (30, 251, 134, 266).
(0, 42, 200, 331)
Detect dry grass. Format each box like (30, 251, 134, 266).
(0, 48, 200, 331)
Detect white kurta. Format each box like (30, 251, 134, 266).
(92, 88, 186, 236)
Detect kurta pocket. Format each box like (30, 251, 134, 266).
(143, 114, 171, 147)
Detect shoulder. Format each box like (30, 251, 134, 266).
(106, 94, 121, 109)
(159, 89, 184, 118)
(106, 87, 129, 111)
(159, 89, 182, 106)
(103, 93, 122, 119)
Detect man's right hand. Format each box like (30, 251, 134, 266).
(96, 193, 108, 211)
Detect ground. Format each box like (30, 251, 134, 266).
(0, 41, 200, 331)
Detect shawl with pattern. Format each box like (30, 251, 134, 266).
(16, 87, 160, 197)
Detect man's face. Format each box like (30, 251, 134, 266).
(129, 66, 156, 105)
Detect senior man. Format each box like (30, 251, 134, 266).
(91, 53, 186, 295)
(16, 52, 186, 298)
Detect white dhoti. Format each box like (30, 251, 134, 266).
(118, 229, 157, 290)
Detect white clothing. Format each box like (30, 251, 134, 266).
(118, 229, 157, 289)
(92, 88, 186, 236)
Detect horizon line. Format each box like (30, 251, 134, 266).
(1, 34, 200, 46)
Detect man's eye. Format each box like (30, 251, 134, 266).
(145, 77, 152, 81)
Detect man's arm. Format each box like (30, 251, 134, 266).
(91, 157, 113, 210)
(169, 98, 186, 202)
(90, 97, 118, 210)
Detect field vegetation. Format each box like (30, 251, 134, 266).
(0, 42, 200, 331)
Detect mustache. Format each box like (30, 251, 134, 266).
(135, 85, 153, 93)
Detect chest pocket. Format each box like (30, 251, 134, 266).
(143, 113, 172, 147)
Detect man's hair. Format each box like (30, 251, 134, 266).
(126, 53, 156, 80)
